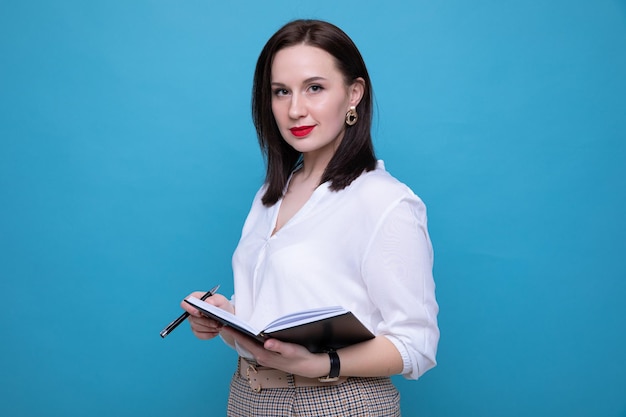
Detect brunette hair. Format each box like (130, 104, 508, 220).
(252, 19, 377, 206)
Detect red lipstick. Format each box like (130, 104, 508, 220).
(289, 125, 315, 137)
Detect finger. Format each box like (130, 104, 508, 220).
(192, 328, 220, 340)
(202, 293, 228, 307)
(263, 338, 285, 353)
(189, 321, 222, 340)
(221, 327, 264, 353)
(263, 338, 308, 358)
(180, 292, 206, 316)
(189, 316, 222, 331)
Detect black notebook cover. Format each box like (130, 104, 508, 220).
(263, 311, 375, 352)
(184, 297, 374, 353)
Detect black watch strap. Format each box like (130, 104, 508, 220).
(318, 350, 340, 382)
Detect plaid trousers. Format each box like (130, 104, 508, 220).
(227, 364, 401, 417)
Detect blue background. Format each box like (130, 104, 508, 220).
(1, 1, 625, 416)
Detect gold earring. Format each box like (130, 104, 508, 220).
(345, 106, 358, 126)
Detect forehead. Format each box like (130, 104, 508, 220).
(271, 44, 342, 82)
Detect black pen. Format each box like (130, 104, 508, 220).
(160, 285, 220, 338)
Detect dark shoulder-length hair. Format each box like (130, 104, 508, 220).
(252, 19, 377, 206)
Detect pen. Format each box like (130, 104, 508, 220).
(160, 285, 220, 338)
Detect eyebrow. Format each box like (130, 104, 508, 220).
(271, 76, 328, 87)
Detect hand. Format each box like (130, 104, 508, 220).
(180, 291, 233, 340)
(220, 327, 329, 379)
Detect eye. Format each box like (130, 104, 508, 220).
(308, 85, 324, 93)
(273, 88, 290, 97)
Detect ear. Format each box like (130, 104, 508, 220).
(348, 77, 366, 107)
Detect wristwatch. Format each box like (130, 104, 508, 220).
(318, 350, 340, 382)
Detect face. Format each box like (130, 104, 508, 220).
(270, 44, 364, 160)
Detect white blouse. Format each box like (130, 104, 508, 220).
(230, 161, 439, 380)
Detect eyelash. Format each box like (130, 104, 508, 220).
(272, 85, 324, 97)
(273, 88, 289, 97)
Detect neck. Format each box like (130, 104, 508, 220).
(298, 152, 333, 184)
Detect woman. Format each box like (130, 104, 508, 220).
(181, 19, 439, 416)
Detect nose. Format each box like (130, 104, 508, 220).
(288, 95, 306, 119)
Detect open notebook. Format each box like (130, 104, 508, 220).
(185, 296, 374, 353)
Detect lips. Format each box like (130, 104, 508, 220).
(289, 125, 315, 137)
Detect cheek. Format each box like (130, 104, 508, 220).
(317, 98, 346, 126)
(322, 106, 346, 129)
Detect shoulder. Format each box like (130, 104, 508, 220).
(349, 160, 423, 206)
(336, 160, 428, 226)
(240, 183, 270, 224)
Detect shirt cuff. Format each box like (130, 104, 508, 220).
(384, 335, 413, 377)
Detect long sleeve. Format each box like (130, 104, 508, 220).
(361, 197, 439, 380)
